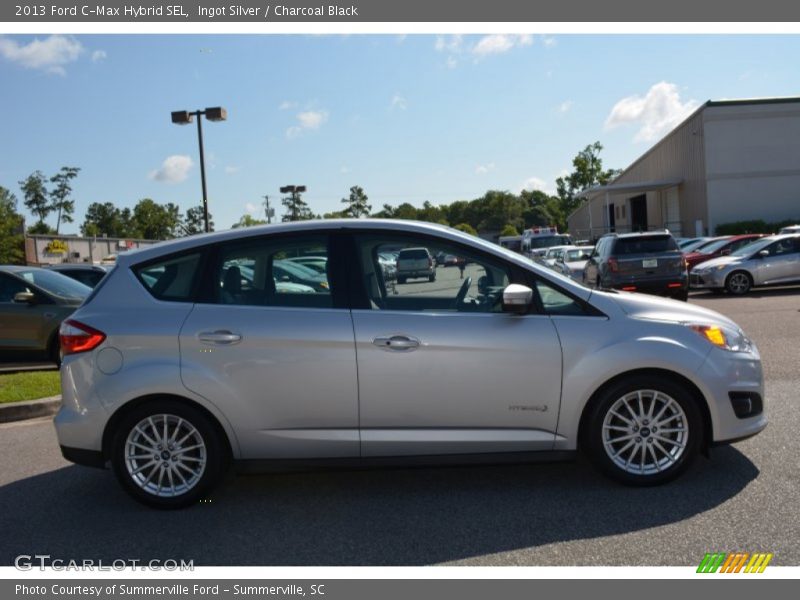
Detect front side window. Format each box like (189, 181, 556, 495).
(215, 235, 332, 309)
(355, 234, 513, 313)
(0, 273, 30, 303)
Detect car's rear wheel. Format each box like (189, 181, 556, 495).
(726, 271, 752, 295)
(111, 401, 227, 509)
(584, 375, 703, 486)
(429, 273, 436, 282)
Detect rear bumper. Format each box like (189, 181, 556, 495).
(606, 276, 688, 297)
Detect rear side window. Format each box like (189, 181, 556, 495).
(613, 236, 678, 255)
(134, 253, 202, 302)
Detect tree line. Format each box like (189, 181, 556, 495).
(1, 142, 618, 264)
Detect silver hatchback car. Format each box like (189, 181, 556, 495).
(55, 220, 766, 508)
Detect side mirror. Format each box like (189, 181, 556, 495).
(502, 284, 533, 314)
(13, 291, 36, 304)
(758, 250, 769, 258)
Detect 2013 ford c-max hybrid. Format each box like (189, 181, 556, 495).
(55, 220, 766, 508)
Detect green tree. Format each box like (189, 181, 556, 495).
(232, 214, 267, 228)
(0, 187, 25, 264)
(181, 206, 213, 235)
(521, 189, 565, 231)
(49, 166, 80, 234)
(392, 202, 419, 220)
(341, 185, 371, 218)
(132, 199, 182, 240)
(555, 141, 620, 218)
(371, 203, 396, 218)
(19, 171, 50, 230)
(82, 202, 123, 237)
(454, 223, 478, 236)
(417, 200, 446, 224)
(500, 224, 519, 237)
(281, 190, 314, 221)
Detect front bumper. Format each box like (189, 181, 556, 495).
(690, 270, 727, 289)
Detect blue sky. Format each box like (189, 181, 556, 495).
(2, 33, 800, 231)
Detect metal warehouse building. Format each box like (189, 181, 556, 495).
(568, 97, 800, 240)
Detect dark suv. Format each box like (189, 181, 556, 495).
(583, 231, 688, 300)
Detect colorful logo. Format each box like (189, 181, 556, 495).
(697, 552, 773, 573)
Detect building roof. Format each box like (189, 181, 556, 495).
(577, 179, 683, 199)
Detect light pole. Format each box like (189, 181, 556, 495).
(171, 107, 227, 233)
(279, 185, 307, 221)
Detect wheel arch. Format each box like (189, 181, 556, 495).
(577, 367, 712, 454)
(101, 394, 234, 463)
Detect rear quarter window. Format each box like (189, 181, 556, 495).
(134, 252, 202, 302)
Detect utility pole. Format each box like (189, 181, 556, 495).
(263, 195, 272, 224)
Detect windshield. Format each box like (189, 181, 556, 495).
(529, 235, 571, 250)
(730, 237, 775, 257)
(16, 269, 91, 300)
(696, 237, 734, 254)
(565, 248, 591, 261)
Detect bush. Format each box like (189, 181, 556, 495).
(715, 219, 800, 235)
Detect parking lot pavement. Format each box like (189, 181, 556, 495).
(0, 288, 797, 566)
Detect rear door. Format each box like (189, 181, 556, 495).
(179, 233, 359, 459)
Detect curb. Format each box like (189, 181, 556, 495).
(0, 395, 61, 424)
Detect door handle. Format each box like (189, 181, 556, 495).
(372, 335, 420, 351)
(198, 330, 242, 345)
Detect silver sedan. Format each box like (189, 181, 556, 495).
(690, 234, 800, 294)
(54, 219, 766, 508)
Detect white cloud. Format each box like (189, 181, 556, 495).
(475, 162, 495, 175)
(0, 35, 83, 75)
(557, 100, 573, 114)
(472, 34, 532, 57)
(279, 100, 296, 110)
(224, 165, 241, 175)
(340, 166, 351, 174)
(435, 35, 463, 54)
(520, 176, 550, 194)
(286, 110, 329, 139)
(390, 94, 408, 111)
(445, 55, 458, 69)
(91, 50, 107, 63)
(149, 155, 193, 184)
(542, 36, 557, 48)
(245, 202, 258, 214)
(605, 81, 700, 143)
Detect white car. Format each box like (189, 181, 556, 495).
(54, 219, 766, 508)
(541, 245, 576, 268)
(554, 246, 595, 281)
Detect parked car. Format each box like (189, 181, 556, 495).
(54, 220, 765, 508)
(684, 234, 765, 271)
(396, 247, 435, 283)
(272, 259, 329, 292)
(100, 253, 118, 265)
(583, 231, 688, 300)
(541, 245, 576, 268)
(689, 234, 800, 294)
(377, 252, 398, 282)
(286, 256, 327, 274)
(677, 237, 709, 250)
(47, 264, 109, 288)
(778, 224, 800, 234)
(0, 266, 91, 363)
(554, 246, 594, 281)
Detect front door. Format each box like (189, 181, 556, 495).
(349, 232, 563, 457)
(630, 194, 648, 232)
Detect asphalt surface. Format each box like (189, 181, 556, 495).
(0, 287, 798, 566)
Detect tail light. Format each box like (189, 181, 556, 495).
(681, 255, 688, 271)
(607, 257, 619, 272)
(428, 257, 433, 268)
(60, 319, 106, 356)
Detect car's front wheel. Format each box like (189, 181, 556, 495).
(583, 375, 703, 486)
(111, 400, 227, 509)
(726, 271, 752, 295)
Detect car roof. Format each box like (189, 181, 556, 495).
(47, 263, 107, 270)
(117, 220, 462, 266)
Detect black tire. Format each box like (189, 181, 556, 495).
(110, 400, 228, 509)
(582, 374, 703, 486)
(673, 290, 689, 302)
(398, 276, 406, 284)
(48, 333, 62, 367)
(725, 271, 752, 295)
(429, 274, 436, 282)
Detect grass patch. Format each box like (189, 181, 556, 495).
(0, 371, 61, 404)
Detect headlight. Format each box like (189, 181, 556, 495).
(687, 323, 753, 352)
